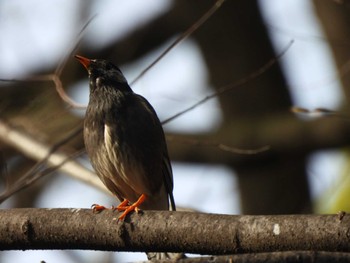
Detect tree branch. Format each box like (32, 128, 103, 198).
(0, 208, 349, 255)
(139, 252, 350, 263)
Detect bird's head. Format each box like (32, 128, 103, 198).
(75, 55, 128, 87)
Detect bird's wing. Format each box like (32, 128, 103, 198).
(135, 94, 176, 211)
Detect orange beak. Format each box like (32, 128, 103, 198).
(75, 55, 91, 70)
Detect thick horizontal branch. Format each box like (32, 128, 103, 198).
(142, 252, 350, 263)
(0, 208, 349, 254)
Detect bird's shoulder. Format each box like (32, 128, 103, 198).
(107, 92, 159, 123)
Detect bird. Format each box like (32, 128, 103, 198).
(75, 55, 176, 221)
(76, 55, 185, 260)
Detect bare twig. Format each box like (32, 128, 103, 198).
(130, 0, 225, 86)
(0, 149, 86, 204)
(0, 16, 97, 109)
(55, 15, 97, 77)
(162, 40, 294, 125)
(0, 119, 106, 202)
(51, 74, 86, 109)
(50, 15, 97, 108)
(166, 135, 270, 155)
(10, 74, 86, 108)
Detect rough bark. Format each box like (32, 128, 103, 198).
(0, 209, 349, 254)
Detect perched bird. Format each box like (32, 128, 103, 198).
(75, 55, 176, 220)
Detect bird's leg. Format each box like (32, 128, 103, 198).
(117, 194, 146, 220)
(114, 199, 130, 210)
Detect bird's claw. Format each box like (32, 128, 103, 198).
(91, 195, 146, 220)
(91, 204, 107, 213)
(117, 194, 146, 220)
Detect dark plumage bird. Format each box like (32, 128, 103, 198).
(75, 55, 176, 220)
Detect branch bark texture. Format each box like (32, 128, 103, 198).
(0, 209, 349, 254)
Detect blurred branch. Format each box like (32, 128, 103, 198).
(0, 119, 106, 196)
(0, 208, 349, 255)
(0, 70, 85, 109)
(1, 111, 350, 197)
(167, 135, 270, 155)
(168, 113, 350, 165)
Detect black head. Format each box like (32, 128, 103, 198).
(75, 55, 129, 89)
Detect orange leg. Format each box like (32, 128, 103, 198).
(115, 199, 130, 210)
(117, 194, 147, 220)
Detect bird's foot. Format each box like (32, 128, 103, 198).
(114, 199, 130, 210)
(116, 194, 146, 220)
(91, 204, 108, 213)
(91, 204, 119, 213)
